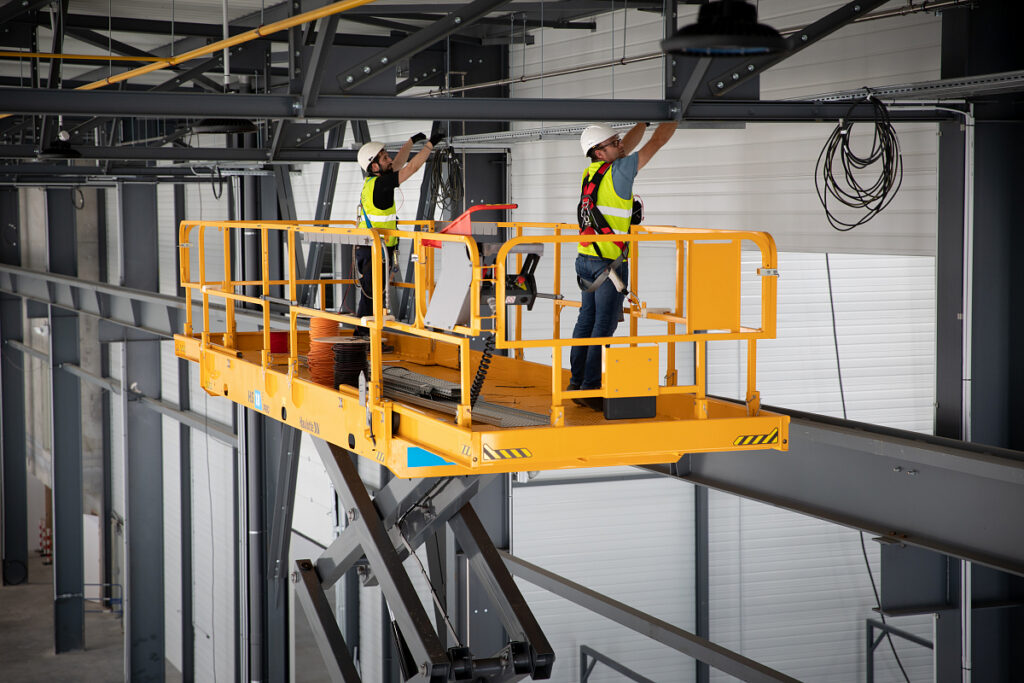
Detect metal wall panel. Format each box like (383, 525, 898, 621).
(507, 4, 942, 682)
(189, 429, 236, 683)
(162, 413, 183, 674)
(104, 187, 121, 286)
(157, 183, 179, 297)
(707, 252, 936, 433)
(512, 476, 695, 682)
(108, 342, 124, 518)
(707, 491, 935, 682)
(508, 3, 940, 256)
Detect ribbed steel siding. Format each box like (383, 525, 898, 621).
(513, 477, 695, 682)
(509, 4, 939, 256)
(709, 251, 936, 433)
(708, 492, 934, 682)
(507, 3, 940, 682)
(189, 425, 236, 683)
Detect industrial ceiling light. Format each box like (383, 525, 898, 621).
(188, 118, 257, 135)
(661, 0, 786, 56)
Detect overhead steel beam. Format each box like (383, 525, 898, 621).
(63, 26, 220, 92)
(0, 261, 277, 339)
(338, 0, 512, 92)
(4, 338, 236, 446)
(0, 0, 51, 28)
(642, 407, 1024, 577)
(0, 87, 962, 122)
(0, 143, 359, 162)
(19, 13, 395, 47)
(300, 15, 340, 110)
(503, 551, 798, 683)
(708, 0, 890, 97)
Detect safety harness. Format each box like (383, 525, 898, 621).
(576, 162, 628, 294)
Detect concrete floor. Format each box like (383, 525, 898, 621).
(0, 554, 124, 683)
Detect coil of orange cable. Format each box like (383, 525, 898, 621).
(308, 317, 341, 387)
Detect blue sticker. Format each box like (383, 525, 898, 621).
(254, 390, 263, 411)
(407, 447, 454, 468)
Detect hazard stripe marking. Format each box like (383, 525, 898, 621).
(482, 445, 533, 461)
(733, 427, 779, 447)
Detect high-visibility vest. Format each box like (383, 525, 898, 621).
(360, 176, 398, 247)
(578, 160, 632, 260)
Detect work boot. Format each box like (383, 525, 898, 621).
(566, 383, 588, 407)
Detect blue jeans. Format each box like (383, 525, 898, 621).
(570, 254, 628, 389)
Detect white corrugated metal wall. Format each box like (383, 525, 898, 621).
(152, 182, 237, 682)
(508, 2, 938, 681)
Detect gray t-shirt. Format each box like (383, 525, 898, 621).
(610, 152, 639, 199)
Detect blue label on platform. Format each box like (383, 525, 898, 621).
(253, 390, 263, 411)
(407, 447, 454, 468)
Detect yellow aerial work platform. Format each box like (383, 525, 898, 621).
(174, 208, 788, 478)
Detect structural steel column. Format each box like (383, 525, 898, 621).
(47, 187, 84, 653)
(118, 183, 164, 680)
(695, 485, 709, 683)
(0, 186, 28, 586)
(173, 183, 195, 682)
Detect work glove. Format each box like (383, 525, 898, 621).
(410, 132, 426, 144)
(429, 131, 446, 146)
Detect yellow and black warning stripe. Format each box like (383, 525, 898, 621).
(482, 444, 533, 461)
(733, 427, 779, 447)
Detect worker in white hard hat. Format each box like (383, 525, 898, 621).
(569, 120, 676, 410)
(354, 130, 445, 329)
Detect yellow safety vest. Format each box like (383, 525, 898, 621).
(360, 176, 398, 247)
(578, 160, 633, 260)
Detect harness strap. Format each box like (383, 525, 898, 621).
(578, 162, 627, 256)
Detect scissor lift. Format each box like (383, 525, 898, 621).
(175, 209, 788, 478)
(174, 208, 787, 681)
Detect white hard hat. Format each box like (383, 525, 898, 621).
(580, 124, 616, 155)
(357, 141, 385, 172)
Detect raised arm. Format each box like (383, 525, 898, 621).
(636, 121, 676, 170)
(621, 122, 648, 155)
(392, 135, 417, 168)
(397, 143, 431, 185)
(397, 132, 445, 185)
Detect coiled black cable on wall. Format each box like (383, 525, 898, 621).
(815, 94, 903, 231)
(428, 144, 465, 216)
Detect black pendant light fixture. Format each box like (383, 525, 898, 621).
(661, 0, 786, 56)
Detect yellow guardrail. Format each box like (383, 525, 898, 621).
(178, 218, 779, 428)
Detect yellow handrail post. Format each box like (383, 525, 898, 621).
(222, 226, 236, 350)
(746, 339, 760, 416)
(629, 234, 639, 343)
(514, 224, 523, 361)
(179, 222, 193, 337)
(261, 224, 271, 369)
(694, 339, 708, 419)
(198, 224, 210, 349)
(456, 337, 472, 428)
(287, 226, 297, 305)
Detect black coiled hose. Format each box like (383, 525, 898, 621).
(469, 334, 495, 408)
(814, 94, 903, 232)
